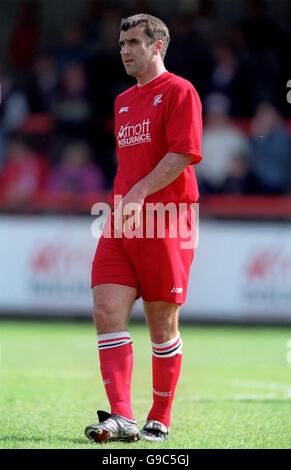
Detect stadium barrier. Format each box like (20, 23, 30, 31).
(0, 212, 290, 323)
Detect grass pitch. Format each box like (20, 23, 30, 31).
(1, 320, 291, 449)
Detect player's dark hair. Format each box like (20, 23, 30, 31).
(120, 13, 170, 60)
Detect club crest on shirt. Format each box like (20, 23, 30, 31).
(153, 94, 163, 106)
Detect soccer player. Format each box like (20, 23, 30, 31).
(85, 13, 202, 443)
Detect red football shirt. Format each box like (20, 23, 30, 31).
(111, 71, 203, 205)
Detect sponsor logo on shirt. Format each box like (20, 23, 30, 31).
(117, 118, 151, 148)
(119, 106, 129, 113)
(153, 94, 163, 106)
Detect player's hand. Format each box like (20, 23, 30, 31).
(113, 184, 146, 234)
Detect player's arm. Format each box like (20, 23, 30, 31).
(135, 83, 202, 199)
(130, 151, 193, 200)
(114, 152, 192, 229)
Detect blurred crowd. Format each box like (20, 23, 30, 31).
(1, 0, 291, 207)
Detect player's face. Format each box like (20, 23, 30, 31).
(119, 25, 157, 77)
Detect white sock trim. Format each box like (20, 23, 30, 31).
(98, 331, 130, 341)
(151, 332, 180, 349)
(152, 333, 183, 358)
(97, 331, 132, 350)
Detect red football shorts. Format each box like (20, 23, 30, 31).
(91, 205, 195, 304)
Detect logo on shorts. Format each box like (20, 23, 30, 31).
(170, 286, 183, 294)
(153, 94, 163, 106)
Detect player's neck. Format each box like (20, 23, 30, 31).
(136, 64, 167, 87)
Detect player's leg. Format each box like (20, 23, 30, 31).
(85, 283, 140, 443)
(85, 231, 141, 443)
(93, 283, 135, 333)
(141, 301, 183, 441)
(93, 284, 136, 420)
(124, 232, 191, 441)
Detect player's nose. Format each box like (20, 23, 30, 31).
(120, 44, 132, 55)
(121, 50, 132, 57)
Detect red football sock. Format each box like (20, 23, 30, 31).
(147, 333, 183, 428)
(98, 331, 134, 420)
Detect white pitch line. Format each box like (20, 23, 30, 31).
(173, 393, 290, 402)
(1, 369, 93, 380)
(206, 377, 291, 391)
(229, 379, 291, 391)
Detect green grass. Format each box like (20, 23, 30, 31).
(1, 321, 291, 449)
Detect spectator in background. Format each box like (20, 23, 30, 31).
(25, 51, 58, 113)
(56, 22, 93, 71)
(94, 2, 124, 53)
(7, 1, 40, 74)
(197, 93, 250, 193)
(51, 62, 93, 144)
(221, 152, 263, 194)
(165, 15, 196, 82)
(206, 39, 254, 116)
(238, 0, 283, 110)
(192, 0, 218, 48)
(165, 14, 212, 95)
(47, 141, 104, 194)
(0, 134, 48, 204)
(249, 102, 290, 194)
(0, 68, 29, 166)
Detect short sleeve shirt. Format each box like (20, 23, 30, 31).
(111, 71, 203, 205)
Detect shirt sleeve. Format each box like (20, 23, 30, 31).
(166, 81, 203, 164)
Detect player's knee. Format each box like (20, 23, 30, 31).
(147, 308, 179, 343)
(152, 330, 178, 344)
(92, 302, 113, 330)
(93, 300, 126, 333)
(149, 317, 178, 343)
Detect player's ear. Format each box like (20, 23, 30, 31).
(154, 39, 164, 55)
